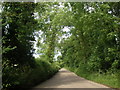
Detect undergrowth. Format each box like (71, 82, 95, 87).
(2, 58, 60, 90)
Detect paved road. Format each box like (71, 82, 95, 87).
(32, 68, 112, 89)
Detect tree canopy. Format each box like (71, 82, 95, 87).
(1, 2, 120, 89)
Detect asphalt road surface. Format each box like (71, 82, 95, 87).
(32, 68, 114, 89)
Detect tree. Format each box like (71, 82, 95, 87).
(2, 2, 37, 67)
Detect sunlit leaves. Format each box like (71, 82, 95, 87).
(61, 2, 120, 72)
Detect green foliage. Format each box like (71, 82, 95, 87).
(66, 67, 119, 88)
(61, 2, 119, 88)
(3, 58, 59, 89)
(2, 2, 120, 89)
(2, 2, 59, 89)
(61, 2, 120, 72)
(2, 2, 37, 67)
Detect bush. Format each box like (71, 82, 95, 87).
(2, 58, 59, 89)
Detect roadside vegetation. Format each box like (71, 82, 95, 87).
(60, 2, 120, 88)
(2, 2, 60, 89)
(3, 58, 59, 89)
(66, 67, 120, 88)
(1, 2, 120, 89)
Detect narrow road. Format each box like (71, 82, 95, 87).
(32, 68, 112, 89)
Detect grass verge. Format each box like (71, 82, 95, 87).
(65, 67, 120, 89)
